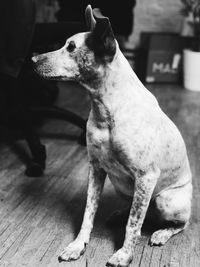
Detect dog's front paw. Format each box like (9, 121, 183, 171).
(58, 239, 87, 262)
(106, 248, 133, 267)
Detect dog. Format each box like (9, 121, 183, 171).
(32, 5, 193, 267)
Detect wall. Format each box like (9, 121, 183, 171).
(128, 0, 185, 49)
(35, 0, 59, 23)
(35, 0, 186, 49)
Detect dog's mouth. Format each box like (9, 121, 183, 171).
(34, 68, 75, 82)
(32, 57, 64, 81)
(33, 67, 64, 81)
(41, 75, 66, 81)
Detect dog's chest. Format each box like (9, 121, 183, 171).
(87, 124, 111, 163)
(87, 123, 135, 196)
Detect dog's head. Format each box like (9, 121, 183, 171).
(32, 5, 117, 89)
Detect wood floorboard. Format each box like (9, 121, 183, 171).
(0, 82, 199, 266)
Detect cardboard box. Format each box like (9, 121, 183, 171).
(145, 50, 181, 83)
(137, 33, 194, 84)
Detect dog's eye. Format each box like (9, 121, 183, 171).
(67, 41, 76, 53)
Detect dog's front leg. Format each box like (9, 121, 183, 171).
(107, 167, 160, 267)
(58, 162, 106, 262)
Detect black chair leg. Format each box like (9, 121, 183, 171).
(17, 116, 47, 177)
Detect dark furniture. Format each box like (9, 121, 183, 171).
(26, 21, 88, 176)
(0, 22, 87, 177)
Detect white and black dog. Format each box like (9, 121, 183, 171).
(32, 5, 192, 267)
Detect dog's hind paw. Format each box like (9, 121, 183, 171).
(149, 229, 171, 246)
(58, 240, 87, 262)
(106, 248, 133, 267)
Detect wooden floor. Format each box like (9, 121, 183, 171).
(0, 82, 200, 267)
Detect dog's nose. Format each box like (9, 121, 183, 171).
(31, 56, 38, 63)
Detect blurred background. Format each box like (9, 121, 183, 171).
(35, 0, 187, 48)
(0, 1, 200, 267)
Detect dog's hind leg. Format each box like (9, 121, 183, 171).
(58, 163, 106, 262)
(107, 166, 160, 267)
(150, 224, 188, 246)
(149, 181, 192, 246)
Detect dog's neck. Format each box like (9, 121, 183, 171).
(84, 45, 157, 128)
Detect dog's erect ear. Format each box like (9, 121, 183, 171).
(92, 8, 116, 60)
(85, 5, 96, 31)
(86, 7, 116, 61)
